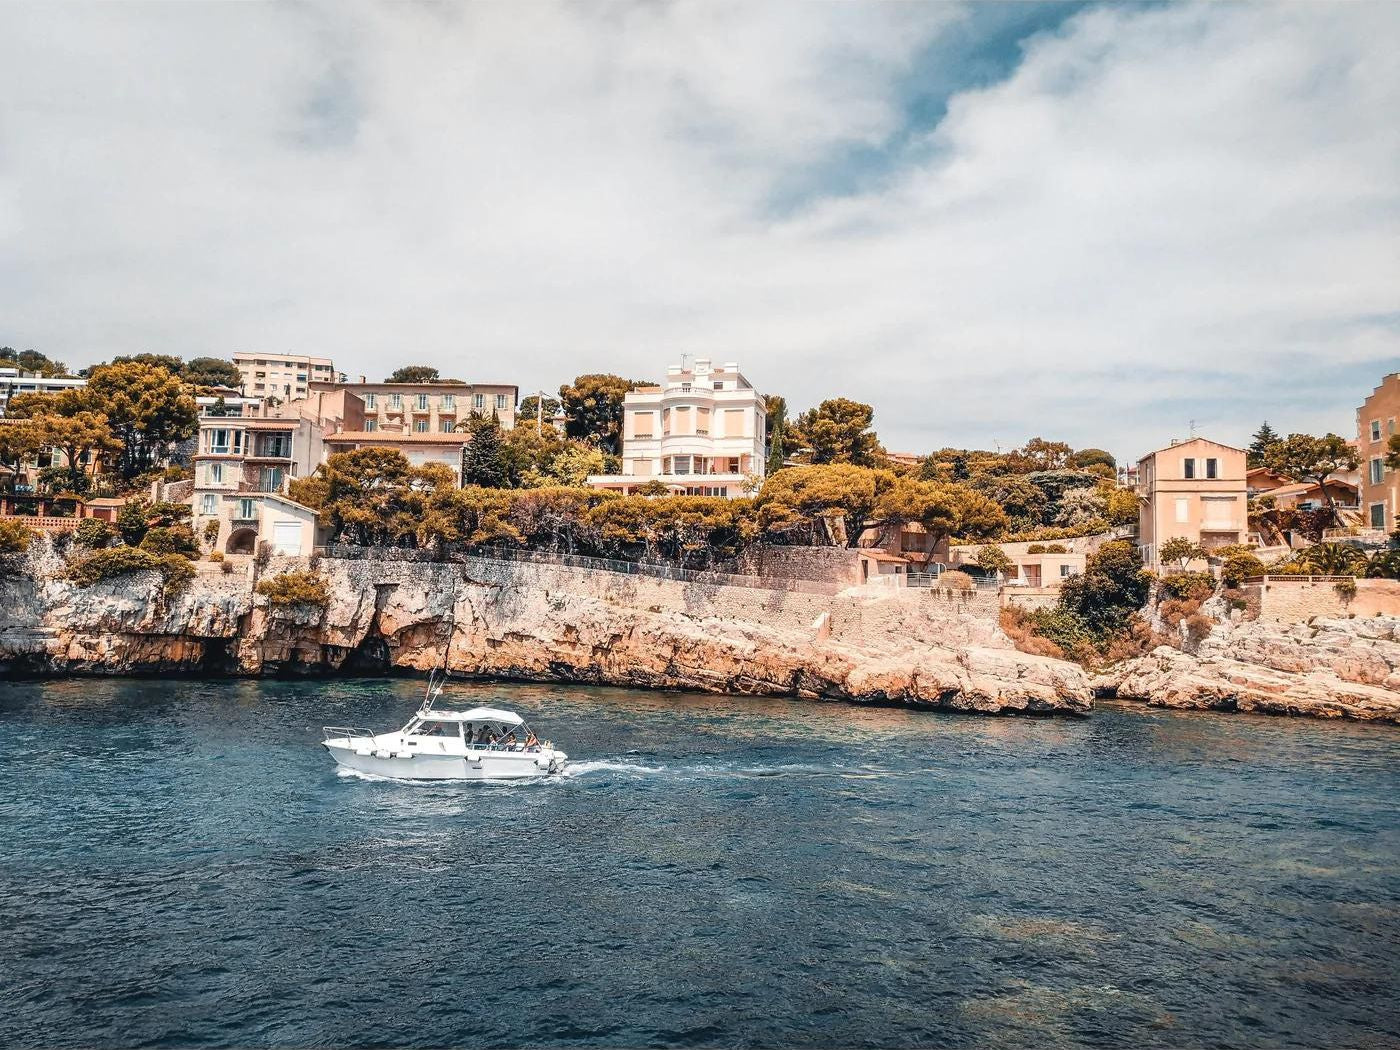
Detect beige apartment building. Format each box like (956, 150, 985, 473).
(309, 380, 518, 434)
(1358, 372, 1400, 532)
(1137, 437, 1248, 570)
(190, 399, 326, 556)
(587, 358, 767, 498)
(233, 352, 337, 401)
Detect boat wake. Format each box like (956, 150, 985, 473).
(336, 759, 921, 785)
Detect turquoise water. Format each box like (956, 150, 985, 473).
(2, 677, 1398, 1048)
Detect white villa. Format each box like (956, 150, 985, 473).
(587, 359, 767, 498)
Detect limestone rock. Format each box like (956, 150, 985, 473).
(0, 545, 1094, 716)
(1095, 616, 1400, 723)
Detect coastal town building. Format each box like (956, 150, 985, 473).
(1357, 372, 1400, 532)
(1246, 466, 1358, 513)
(1136, 437, 1248, 570)
(0, 368, 87, 417)
(309, 378, 518, 434)
(190, 404, 326, 555)
(587, 358, 766, 498)
(0, 417, 110, 493)
(323, 430, 471, 483)
(233, 352, 337, 402)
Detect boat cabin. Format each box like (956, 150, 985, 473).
(401, 707, 541, 751)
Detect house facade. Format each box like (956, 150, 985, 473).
(0, 368, 87, 417)
(587, 358, 766, 498)
(190, 406, 326, 555)
(1136, 437, 1248, 569)
(308, 379, 518, 434)
(233, 352, 337, 402)
(1357, 373, 1400, 532)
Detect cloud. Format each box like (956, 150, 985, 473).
(0, 1, 1396, 461)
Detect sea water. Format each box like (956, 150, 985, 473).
(2, 677, 1398, 1048)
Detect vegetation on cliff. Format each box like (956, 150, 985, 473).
(289, 448, 1007, 566)
(66, 546, 195, 592)
(256, 570, 330, 607)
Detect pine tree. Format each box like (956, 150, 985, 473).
(460, 414, 508, 488)
(1247, 421, 1282, 468)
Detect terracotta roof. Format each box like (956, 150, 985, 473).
(858, 549, 908, 563)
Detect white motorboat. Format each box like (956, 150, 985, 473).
(323, 675, 567, 781)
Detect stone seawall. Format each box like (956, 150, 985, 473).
(0, 546, 1093, 716)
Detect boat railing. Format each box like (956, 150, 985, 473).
(323, 725, 376, 744)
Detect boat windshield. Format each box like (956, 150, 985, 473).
(407, 718, 462, 738)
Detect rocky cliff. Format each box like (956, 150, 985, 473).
(0, 545, 1093, 716)
(1095, 616, 1400, 723)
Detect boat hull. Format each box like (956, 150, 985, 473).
(325, 742, 566, 781)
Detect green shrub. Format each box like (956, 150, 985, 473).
(209, 551, 225, 562)
(1026, 543, 1046, 554)
(139, 524, 199, 559)
(0, 518, 36, 555)
(1159, 571, 1215, 602)
(1044, 543, 1068, 554)
(1220, 549, 1265, 587)
(74, 517, 115, 549)
(66, 547, 194, 593)
(256, 570, 330, 607)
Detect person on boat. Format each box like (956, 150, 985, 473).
(525, 730, 539, 750)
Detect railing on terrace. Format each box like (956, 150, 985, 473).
(1321, 527, 1389, 544)
(319, 542, 843, 595)
(473, 545, 843, 595)
(0, 514, 80, 531)
(1239, 574, 1358, 585)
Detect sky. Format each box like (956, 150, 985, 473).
(1, 1, 1397, 463)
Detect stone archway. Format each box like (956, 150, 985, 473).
(226, 528, 257, 555)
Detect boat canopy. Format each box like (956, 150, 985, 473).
(418, 707, 525, 726)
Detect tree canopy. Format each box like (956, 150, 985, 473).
(1262, 433, 1360, 519)
(788, 398, 882, 467)
(558, 374, 648, 455)
(1247, 422, 1283, 468)
(385, 365, 444, 384)
(0, 348, 71, 377)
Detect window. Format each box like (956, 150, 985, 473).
(414, 420, 429, 433)
(440, 394, 455, 409)
(1174, 497, 1189, 523)
(632, 412, 654, 438)
(474, 393, 485, 410)
(495, 393, 508, 410)
(416, 394, 429, 411)
(206, 462, 225, 485)
(1205, 458, 1218, 479)
(672, 455, 692, 475)
(388, 393, 402, 410)
(1372, 420, 1382, 442)
(1372, 503, 1388, 529)
(714, 382, 723, 390)
(258, 435, 290, 458)
(206, 429, 243, 455)
(1183, 458, 1196, 480)
(365, 419, 378, 433)
(236, 498, 256, 520)
(364, 393, 377, 409)
(1371, 458, 1384, 484)
(681, 382, 691, 393)
(200, 494, 217, 515)
(1060, 564, 1074, 578)
(440, 419, 455, 433)
(1390, 419, 1396, 436)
